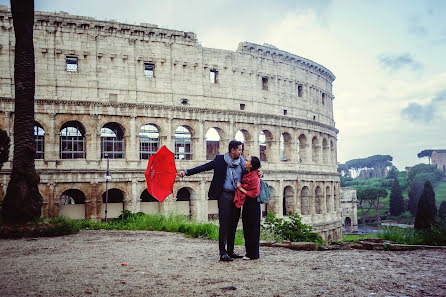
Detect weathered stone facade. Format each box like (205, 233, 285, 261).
(0, 6, 341, 241)
(340, 188, 358, 233)
(431, 150, 446, 173)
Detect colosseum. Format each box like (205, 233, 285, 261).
(0, 6, 342, 241)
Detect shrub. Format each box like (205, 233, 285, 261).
(261, 212, 324, 245)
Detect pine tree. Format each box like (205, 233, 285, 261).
(389, 178, 404, 216)
(408, 182, 423, 217)
(438, 201, 446, 224)
(414, 181, 437, 230)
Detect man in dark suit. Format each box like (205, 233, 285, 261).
(177, 140, 245, 261)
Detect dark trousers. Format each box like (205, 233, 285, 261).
(218, 191, 241, 255)
(242, 197, 261, 259)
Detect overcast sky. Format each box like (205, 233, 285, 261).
(2, 0, 445, 170)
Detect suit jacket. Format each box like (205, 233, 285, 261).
(186, 155, 245, 200)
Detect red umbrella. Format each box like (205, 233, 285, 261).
(144, 145, 177, 203)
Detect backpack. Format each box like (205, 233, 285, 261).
(257, 179, 270, 204)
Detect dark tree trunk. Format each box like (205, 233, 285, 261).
(1, 0, 43, 224)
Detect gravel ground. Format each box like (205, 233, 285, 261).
(0, 230, 445, 297)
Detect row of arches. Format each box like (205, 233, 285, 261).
(33, 120, 336, 164)
(57, 182, 340, 221)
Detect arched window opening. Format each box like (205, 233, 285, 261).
(175, 126, 192, 160)
(322, 138, 329, 164)
(60, 121, 85, 159)
(176, 188, 191, 201)
(176, 187, 192, 217)
(235, 129, 250, 156)
(312, 136, 320, 163)
(283, 186, 294, 216)
(34, 122, 44, 159)
(326, 186, 332, 213)
(140, 189, 159, 202)
(102, 188, 124, 203)
(280, 133, 292, 162)
(60, 189, 85, 205)
(140, 124, 159, 159)
(235, 130, 245, 143)
(298, 134, 307, 163)
(101, 122, 125, 159)
(259, 131, 266, 161)
(315, 186, 323, 214)
(205, 128, 221, 160)
(300, 186, 310, 215)
(345, 217, 352, 228)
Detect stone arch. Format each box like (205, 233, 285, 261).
(326, 186, 332, 213)
(174, 187, 197, 218)
(235, 128, 252, 157)
(330, 139, 336, 164)
(101, 122, 125, 159)
(268, 185, 277, 216)
(139, 123, 160, 159)
(322, 138, 329, 164)
(139, 189, 160, 214)
(205, 127, 224, 160)
(60, 120, 86, 159)
(334, 183, 340, 211)
(283, 186, 294, 216)
(298, 134, 308, 163)
(312, 136, 321, 164)
(344, 217, 352, 232)
(174, 125, 192, 160)
(300, 186, 310, 215)
(280, 132, 293, 162)
(101, 188, 125, 219)
(58, 189, 86, 219)
(315, 186, 323, 214)
(34, 121, 45, 160)
(259, 129, 273, 162)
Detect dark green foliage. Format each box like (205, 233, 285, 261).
(438, 201, 446, 223)
(0, 218, 81, 239)
(0, 129, 10, 170)
(408, 164, 444, 187)
(389, 178, 404, 216)
(387, 166, 398, 180)
(417, 150, 434, 158)
(379, 225, 446, 246)
(408, 182, 423, 216)
(343, 155, 393, 170)
(261, 212, 324, 245)
(415, 181, 437, 230)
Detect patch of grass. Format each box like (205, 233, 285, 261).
(0, 217, 81, 239)
(435, 181, 446, 204)
(342, 234, 378, 242)
(377, 223, 446, 246)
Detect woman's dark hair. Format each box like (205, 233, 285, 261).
(250, 156, 261, 171)
(228, 140, 243, 153)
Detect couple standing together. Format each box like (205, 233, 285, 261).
(177, 140, 262, 261)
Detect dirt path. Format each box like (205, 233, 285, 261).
(0, 230, 445, 297)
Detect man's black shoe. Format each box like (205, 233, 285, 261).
(220, 254, 233, 262)
(228, 252, 243, 259)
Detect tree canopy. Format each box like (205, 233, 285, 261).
(339, 155, 393, 170)
(414, 181, 437, 230)
(408, 164, 444, 187)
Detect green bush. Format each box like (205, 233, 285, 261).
(261, 212, 324, 245)
(378, 223, 446, 246)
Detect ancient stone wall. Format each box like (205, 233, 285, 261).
(341, 188, 358, 233)
(432, 150, 446, 173)
(0, 6, 341, 241)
